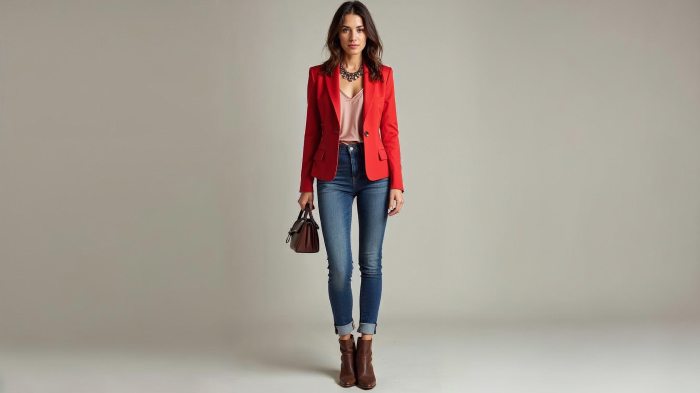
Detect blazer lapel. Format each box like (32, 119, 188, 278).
(325, 62, 377, 128)
(362, 62, 376, 126)
(325, 63, 341, 127)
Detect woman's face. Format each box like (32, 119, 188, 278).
(338, 14, 366, 57)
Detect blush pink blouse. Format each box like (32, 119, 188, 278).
(339, 88, 364, 145)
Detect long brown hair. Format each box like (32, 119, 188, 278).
(319, 1, 385, 83)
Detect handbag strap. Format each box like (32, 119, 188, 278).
(303, 203, 319, 229)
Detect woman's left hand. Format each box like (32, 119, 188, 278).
(388, 189, 404, 216)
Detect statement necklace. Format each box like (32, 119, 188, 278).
(340, 62, 363, 82)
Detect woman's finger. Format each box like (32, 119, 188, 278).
(388, 196, 403, 216)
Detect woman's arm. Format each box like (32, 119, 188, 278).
(380, 67, 404, 193)
(299, 67, 322, 193)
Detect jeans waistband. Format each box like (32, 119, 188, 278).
(338, 142, 364, 154)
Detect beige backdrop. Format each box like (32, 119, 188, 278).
(0, 0, 698, 351)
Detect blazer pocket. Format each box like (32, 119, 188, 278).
(378, 149, 388, 161)
(314, 149, 325, 161)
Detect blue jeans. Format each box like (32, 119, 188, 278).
(317, 142, 390, 335)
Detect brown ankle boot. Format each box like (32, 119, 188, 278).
(355, 338, 376, 389)
(338, 334, 357, 387)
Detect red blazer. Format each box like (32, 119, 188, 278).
(299, 62, 404, 193)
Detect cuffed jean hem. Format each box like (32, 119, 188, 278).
(334, 319, 355, 335)
(357, 322, 377, 335)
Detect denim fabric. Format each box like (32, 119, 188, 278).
(317, 142, 390, 335)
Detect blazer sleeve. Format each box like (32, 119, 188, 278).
(299, 67, 322, 193)
(379, 67, 404, 193)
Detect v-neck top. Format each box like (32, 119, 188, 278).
(339, 88, 364, 145)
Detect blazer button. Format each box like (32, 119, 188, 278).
(364, 131, 369, 136)
(334, 130, 338, 133)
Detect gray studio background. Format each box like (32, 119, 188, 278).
(0, 0, 698, 353)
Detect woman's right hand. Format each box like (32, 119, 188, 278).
(298, 191, 315, 211)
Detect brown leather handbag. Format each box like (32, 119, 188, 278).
(286, 203, 320, 253)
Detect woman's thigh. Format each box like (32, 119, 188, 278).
(356, 176, 390, 262)
(316, 152, 355, 266)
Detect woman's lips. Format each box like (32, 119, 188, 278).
(349, 45, 359, 48)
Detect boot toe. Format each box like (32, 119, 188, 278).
(339, 379, 356, 387)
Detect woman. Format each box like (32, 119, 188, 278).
(297, 1, 404, 389)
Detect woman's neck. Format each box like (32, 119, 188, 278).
(341, 55, 363, 72)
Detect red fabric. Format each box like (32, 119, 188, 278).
(299, 62, 404, 193)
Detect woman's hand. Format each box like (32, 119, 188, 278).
(388, 189, 404, 216)
(298, 191, 315, 211)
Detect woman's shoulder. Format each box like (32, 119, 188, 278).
(305, 64, 323, 82)
(380, 64, 392, 76)
(309, 64, 323, 74)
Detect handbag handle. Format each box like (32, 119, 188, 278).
(286, 203, 320, 243)
(302, 203, 319, 229)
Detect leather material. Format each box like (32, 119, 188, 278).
(299, 62, 404, 193)
(338, 334, 357, 387)
(286, 204, 320, 253)
(355, 338, 377, 389)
